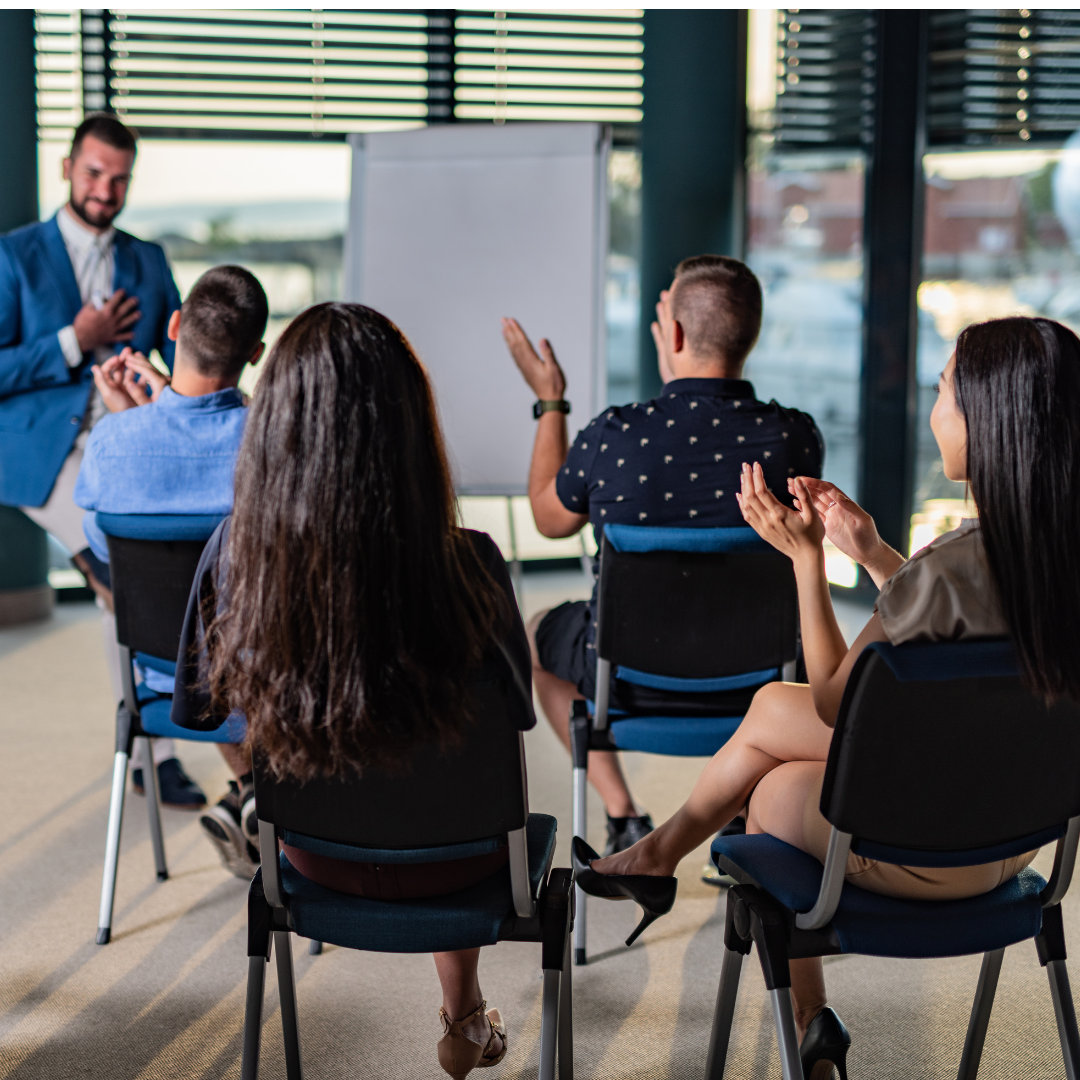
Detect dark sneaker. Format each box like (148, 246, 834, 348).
(200, 781, 257, 879)
(239, 782, 258, 847)
(702, 815, 746, 887)
(132, 758, 207, 810)
(603, 813, 654, 856)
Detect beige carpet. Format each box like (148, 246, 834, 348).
(0, 579, 1075, 1079)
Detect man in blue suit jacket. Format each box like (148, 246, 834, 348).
(0, 114, 203, 808)
(0, 113, 180, 551)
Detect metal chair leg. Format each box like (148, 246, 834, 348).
(538, 964, 561, 1080)
(138, 736, 168, 881)
(705, 945, 746, 1080)
(957, 948, 1004, 1080)
(274, 931, 302, 1080)
(769, 987, 804, 1080)
(96, 750, 130, 944)
(308, 940, 323, 956)
(1047, 959, 1080, 1080)
(572, 762, 588, 965)
(241, 954, 267, 1080)
(557, 932, 573, 1080)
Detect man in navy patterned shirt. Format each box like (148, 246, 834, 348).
(503, 255, 823, 854)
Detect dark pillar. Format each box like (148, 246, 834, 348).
(637, 10, 747, 400)
(0, 10, 39, 234)
(857, 11, 927, 566)
(0, 10, 51, 625)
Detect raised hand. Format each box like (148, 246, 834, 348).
(651, 288, 676, 384)
(120, 349, 170, 405)
(793, 477, 905, 585)
(793, 478, 880, 564)
(73, 288, 141, 353)
(737, 461, 824, 562)
(501, 317, 566, 401)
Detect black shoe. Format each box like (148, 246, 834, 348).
(132, 758, 206, 810)
(702, 815, 746, 887)
(800, 1006, 851, 1080)
(200, 780, 258, 879)
(603, 812, 654, 856)
(571, 836, 677, 947)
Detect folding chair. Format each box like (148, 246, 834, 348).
(707, 640, 1080, 1080)
(96, 512, 244, 945)
(242, 669, 574, 1080)
(569, 524, 797, 963)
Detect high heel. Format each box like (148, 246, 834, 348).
(437, 999, 507, 1079)
(570, 836, 677, 947)
(799, 1006, 851, 1080)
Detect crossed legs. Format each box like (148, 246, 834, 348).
(592, 680, 835, 1036)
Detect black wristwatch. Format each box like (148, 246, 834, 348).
(533, 399, 571, 419)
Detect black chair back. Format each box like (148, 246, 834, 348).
(106, 533, 212, 662)
(596, 536, 797, 680)
(822, 641, 1080, 857)
(254, 666, 532, 851)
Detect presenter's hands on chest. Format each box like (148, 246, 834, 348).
(501, 317, 567, 401)
(74, 288, 141, 353)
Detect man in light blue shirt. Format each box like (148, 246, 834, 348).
(74, 265, 267, 842)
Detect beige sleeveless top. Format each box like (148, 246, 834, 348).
(874, 519, 1009, 644)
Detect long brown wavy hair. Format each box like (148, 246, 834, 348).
(207, 302, 504, 780)
(953, 316, 1080, 702)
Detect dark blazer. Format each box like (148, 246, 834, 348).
(0, 214, 180, 507)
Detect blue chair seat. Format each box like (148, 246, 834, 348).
(713, 833, 1046, 959)
(279, 813, 557, 953)
(135, 683, 246, 744)
(608, 713, 743, 756)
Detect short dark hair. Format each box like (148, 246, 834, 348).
(70, 113, 137, 158)
(179, 265, 268, 379)
(671, 255, 763, 366)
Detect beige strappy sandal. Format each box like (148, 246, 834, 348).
(436, 999, 507, 1079)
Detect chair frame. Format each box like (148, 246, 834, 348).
(241, 703, 574, 1080)
(570, 524, 798, 964)
(95, 513, 225, 945)
(705, 641, 1080, 1080)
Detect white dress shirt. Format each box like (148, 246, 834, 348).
(55, 205, 116, 371)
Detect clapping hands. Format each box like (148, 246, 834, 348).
(91, 348, 171, 413)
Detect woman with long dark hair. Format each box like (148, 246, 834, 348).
(180, 302, 532, 1079)
(574, 315, 1080, 1077)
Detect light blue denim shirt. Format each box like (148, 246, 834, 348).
(74, 385, 247, 694)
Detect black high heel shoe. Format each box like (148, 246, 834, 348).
(799, 1006, 851, 1080)
(570, 836, 677, 946)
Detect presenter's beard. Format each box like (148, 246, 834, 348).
(68, 195, 121, 231)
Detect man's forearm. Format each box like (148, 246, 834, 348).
(528, 412, 569, 504)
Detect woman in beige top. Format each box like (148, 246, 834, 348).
(575, 316, 1080, 1074)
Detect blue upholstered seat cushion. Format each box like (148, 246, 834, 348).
(712, 833, 1047, 959)
(135, 683, 246, 744)
(608, 713, 743, 756)
(278, 813, 557, 952)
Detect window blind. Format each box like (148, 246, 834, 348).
(928, 9, 1080, 147)
(35, 8, 643, 143)
(771, 10, 877, 152)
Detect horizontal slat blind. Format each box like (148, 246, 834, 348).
(772, 10, 877, 151)
(35, 8, 644, 143)
(453, 10, 643, 124)
(928, 9, 1080, 146)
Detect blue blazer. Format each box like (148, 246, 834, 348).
(0, 214, 180, 507)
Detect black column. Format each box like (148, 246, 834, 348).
(0, 9, 39, 234)
(0, 10, 51, 624)
(637, 10, 747, 400)
(857, 12, 927, 565)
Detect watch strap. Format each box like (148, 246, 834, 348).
(533, 399, 571, 419)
